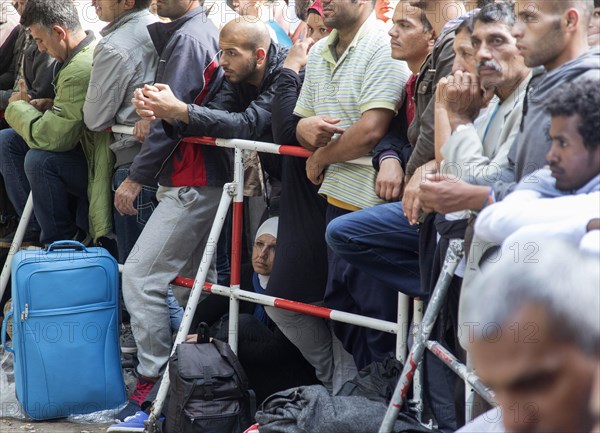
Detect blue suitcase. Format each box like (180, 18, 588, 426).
(1, 241, 126, 419)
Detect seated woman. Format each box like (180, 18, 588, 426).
(191, 217, 318, 403)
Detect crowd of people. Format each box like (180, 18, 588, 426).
(0, 0, 599, 431)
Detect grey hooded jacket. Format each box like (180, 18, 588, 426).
(492, 46, 600, 200)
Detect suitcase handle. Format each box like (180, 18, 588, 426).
(46, 240, 89, 252)
(1, 310, 14, 353)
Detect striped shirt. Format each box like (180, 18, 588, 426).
(294, 14, 409, 209)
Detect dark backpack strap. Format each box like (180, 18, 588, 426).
(203, 366, 215, 400)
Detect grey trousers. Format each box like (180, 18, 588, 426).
(123, 185, 222, 378)
(265, 305, 357, 393)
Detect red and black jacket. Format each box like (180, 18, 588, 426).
(128, 7, 229, 188)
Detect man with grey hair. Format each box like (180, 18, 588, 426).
(0, 0, 113, 245)
(458, 239, 599, 432)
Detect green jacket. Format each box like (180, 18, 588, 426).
(6, 32, 114, 241)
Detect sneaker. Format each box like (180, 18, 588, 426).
(116, 376, 157, 421)
(115, 400, 141, 423)
(107, 410, 148, 432)
(244, 424, 261, 433)
(120, 325, 137, 354)
(130, 376, 157, 406)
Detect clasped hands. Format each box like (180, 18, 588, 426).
(132, 83, 188, 123)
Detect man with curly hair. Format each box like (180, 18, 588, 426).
(475, 78, 600, 246)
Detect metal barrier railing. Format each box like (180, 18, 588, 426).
(144, 136, 421, 431)
(0, 131, 496, 431)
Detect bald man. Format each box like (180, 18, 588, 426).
(132, 18, 288, 142)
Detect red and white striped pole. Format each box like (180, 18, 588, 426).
(182, 136, 372, 165)
(227, 146, 245, 354)
(171, 277, 400, 335)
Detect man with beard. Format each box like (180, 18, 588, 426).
(118, 15, 289, 422)
(132, 19, 288, 143)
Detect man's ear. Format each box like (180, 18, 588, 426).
(256, 47, 267, 65)
(564, 8, 580, 32)
(427, 31, 435, 51)
(52, 24, 67, 41)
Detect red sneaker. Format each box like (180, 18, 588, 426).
(130, 376, 157, 406)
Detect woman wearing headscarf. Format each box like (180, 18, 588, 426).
(191, 217, 318, 403)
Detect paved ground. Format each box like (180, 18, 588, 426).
(0, 418, 110, 433)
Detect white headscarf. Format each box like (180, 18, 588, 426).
(254, 217, 278, 285)
(255, 217, 279, 241)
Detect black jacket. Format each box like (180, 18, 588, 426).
(405, 23, 457, 177)
(0, 27, 58, 109)
(168, 42, 290, 143)
(0, 24, 20, 86)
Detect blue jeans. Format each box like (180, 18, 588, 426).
(0, 128, 88, 243)
(328, 203, 457, 431)
(325, 201, 423, 297)
(112, 164, 158, 264)
(166, 285, 183, 332)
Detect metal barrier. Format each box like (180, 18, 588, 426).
(145, 136, 496, 431)
(0, 132, 496, 431)
(145, 136, 419, 431)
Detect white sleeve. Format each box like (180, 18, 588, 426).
(475, 191, 600, 244)
(580, 230, 600, 257)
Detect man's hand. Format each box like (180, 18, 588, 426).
(587, 218, 600, 232)
(132, 83, 187, 123)
(420, 173, 490, 214)
(403, 162, 437, 224)
(376, 158, 404, 201)
(8, 79, 31, 104)
(114, 177, 143, 216)
(437, 71, 483, 131)
(296, 115, 345, 150)
(306, 148, 326, 185)
(133, 118, 152, 142)
(30, 98, 54, 112)
(283, 37, 314, 73)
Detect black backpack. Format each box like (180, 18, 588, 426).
(164, 324, 255, 433)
